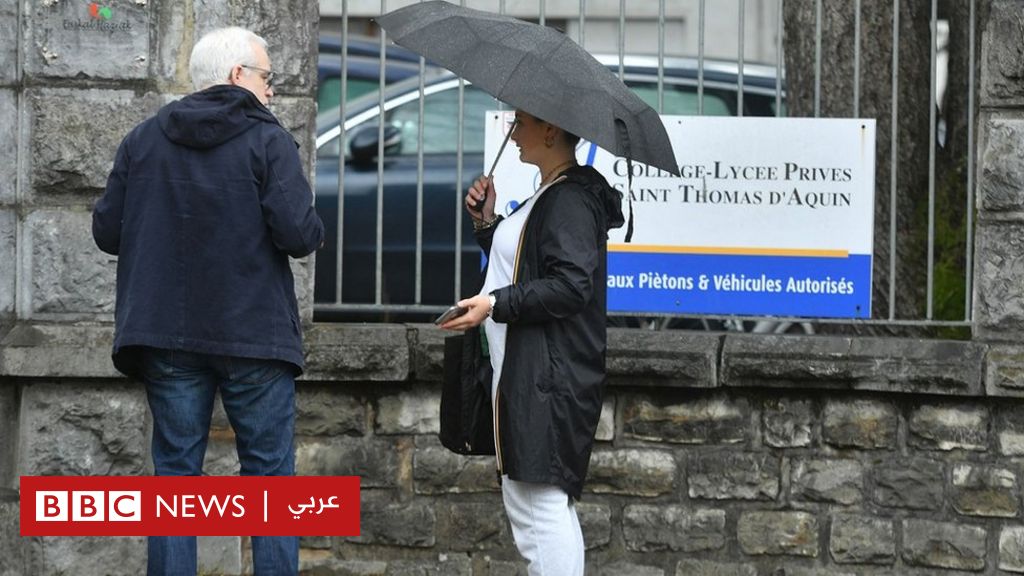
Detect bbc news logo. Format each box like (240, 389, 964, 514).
(36, 491, 141, 522)
(21, 476, 360, 536)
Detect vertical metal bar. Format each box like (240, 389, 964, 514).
(738, 0, 745, 117)
(375, 0, 387, 305)
(658, 0, 665, 113)
(776, 0, 783, 117)
(889, 0, 900, 320)
(926, 0, 937, 319)
(698, 0, 705, 115)
(454, 0, 467, 303)
(14, 0, 25, 319)
(814, 0, 822, 117)
(415, 0, 427, 304)
(540, 0, 546, 27)
(618, 0, 625, 81)
(853, 0, 861, 117)
(579, 0, 586, 47)
(336, 0, 349, 304)
(965, 0, 976, 320)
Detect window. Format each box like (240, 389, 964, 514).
(384, 85, 498, 155)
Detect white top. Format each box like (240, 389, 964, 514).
(480, 180, 557, 405)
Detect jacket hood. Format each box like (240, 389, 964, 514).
(158, 85, 279, 149)
(562, 165, 625, 231)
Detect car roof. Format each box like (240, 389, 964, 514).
(316, 55, 786, 141)
(318, 53, 425, 82)
(318, 32, 424, 64)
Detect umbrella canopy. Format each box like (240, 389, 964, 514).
(376, 1, 680, 176)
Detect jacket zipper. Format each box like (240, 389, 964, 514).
(494, 175, 564, 477)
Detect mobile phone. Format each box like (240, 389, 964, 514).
(434, 305, 468, 325)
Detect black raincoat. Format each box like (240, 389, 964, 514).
(472, 164, 624, 500)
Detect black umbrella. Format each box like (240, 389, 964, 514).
(375, 0, 681, 177)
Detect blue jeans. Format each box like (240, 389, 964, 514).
(139, 348, 298, 576)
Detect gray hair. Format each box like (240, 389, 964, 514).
(189, 27, 267, 91)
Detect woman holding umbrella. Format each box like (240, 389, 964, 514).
(440, 109, 624, 575)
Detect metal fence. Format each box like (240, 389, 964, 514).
(315, 0, 979, 330)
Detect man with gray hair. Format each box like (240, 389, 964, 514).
(93, 26, 322, 575)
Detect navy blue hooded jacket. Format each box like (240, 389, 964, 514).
(93, 85, 324, 378)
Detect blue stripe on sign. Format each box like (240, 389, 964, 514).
(606, 252, 872, 318)
(586, 142, 597, 166)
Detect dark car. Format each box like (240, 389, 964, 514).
(316, 33, 437, 111)
(314, 56, 785, 317)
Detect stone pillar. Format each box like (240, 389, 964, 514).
(974, 0, 1024, 395)
(4, 0, 319, 325)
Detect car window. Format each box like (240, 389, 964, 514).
(385, 85, 498, 155)
(626, 81, 733, 116)
(318, 78, 383, 111)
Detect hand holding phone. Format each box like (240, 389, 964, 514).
(434, 305, 468, 325)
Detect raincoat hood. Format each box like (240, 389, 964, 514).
(158, 85, 279, 149)
(561, 164, 625, 232)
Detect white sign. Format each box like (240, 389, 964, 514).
(484, 113, 876, 318)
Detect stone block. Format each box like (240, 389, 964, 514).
(0, 384, 16, 488)
(1001, 525, 1024, 573)
(622, 393, 748, 444)
(901, 519, 987, 571)
(23, 1, 150, 80)
(871, 457, 944, 510)
(688, 452, 779, 501)
(998, 404, 1024, 456)
(203, 435, 240, 476)
(622, 505, 726, 552)
(412, 436, 499, 495)
(595, 397, 615, 441)
(674, 561, 756, 576)
(487, 560, 527, 576)
(766, 568, 856, 576)
(791, 458, 863, 505)
(297, 557, 387, 575)
(737, 511, 818, 557)
(443, 502, 508, 551)
(0, 323, 120, 378)
(29, 89, 163, 197)
(154, 0, 317, 95)
(981, 0, 1024, 106)
(577, 502, 611, 550)
(409, 324, 447, 383)
(0, 3, 16, 85)
(822, 398, 897, 449)
(0, 91, 16, 204)
(975, 220, 1024, 340)
(354, 501, 436, 548)
(295, 385, 365, 437)
(387, 554, 472, 576)
(198, 536, 242, 576)
(723, 334, 984, 395)
(296, 437, 401, 488)
(586, 449, 676, 496)
(978, 118, 1024, 211)
(302, 324, 411, 381)
(0, 492, 31, 576)
(18, 381, 148, 477)
(375, 389, 440, 435)
(606, 328, 719, 387)
(28, 210, 117, 317)
(0, 211, 12, 319)
(763, 397, 814, 447)
(32, 536, 147, 575)
(951, 462, 1019, 517)
(828, 514, 895, 565)
(907, 404, 988, 451)
(598, 563, 664, 576)
(987, 344, 1024, 397)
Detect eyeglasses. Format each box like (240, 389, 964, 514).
(240, 64, 275, 88)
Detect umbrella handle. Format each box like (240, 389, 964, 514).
(473, 119, 516, 211)
(486, 118, 517, 180)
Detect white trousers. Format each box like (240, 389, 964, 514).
(501, 475, 585, 576)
